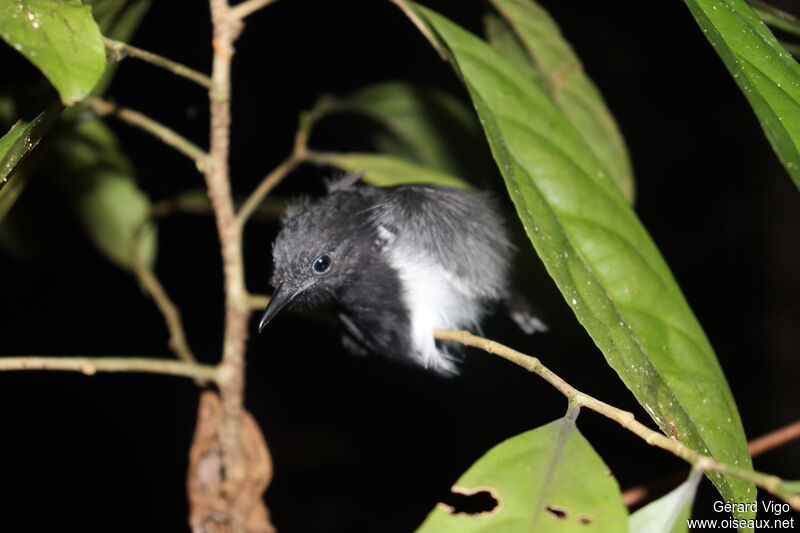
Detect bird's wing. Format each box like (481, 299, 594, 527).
(368, 186, 513, 299)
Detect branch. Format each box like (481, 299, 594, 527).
(104, 38, 212, 89)
(435, 329, 800, 511)
(236, 107, 318, 226)
(229, 0, 280, 21)
(748, 419, 800, 457)
(132, 259, 197, 366)
(0, 356, 218, 381)
(623, 419, 800, 507)
(205, 1, 253, 531)
(88, 98, 208, 171)
(236, 154, 298, 227)
(247, 293, 270, 310)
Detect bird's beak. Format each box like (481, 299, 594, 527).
(258, 281, 314, 333)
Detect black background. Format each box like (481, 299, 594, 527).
(1, 1, 798, 531)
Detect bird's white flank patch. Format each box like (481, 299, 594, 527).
(386, 249, 483, 374)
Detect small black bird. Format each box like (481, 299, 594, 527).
(258, 175, 544, 376)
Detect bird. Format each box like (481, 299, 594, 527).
(258, 174, 546, 376)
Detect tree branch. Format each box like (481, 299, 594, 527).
(0, 356, 218, 381)
(88, 98, 208, 171)
(434, 329, 800, 510)
(206, 1, 252, 530)
(104, 38, 212, 89)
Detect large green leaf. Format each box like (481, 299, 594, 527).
(0, 0, 107, 105)
(485, 0, 634, 202)
(0, 103, 60, 221)
(405, 2, 754, 519)
(55, 118, 155, 269)
(628, 469, 702, 533)
(317, 82, 492, 184)
(316, 151, 472, 189)
(416, 413, 628, 532)
(683, 0, 800, 192)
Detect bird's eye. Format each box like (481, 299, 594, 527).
(312, 254, 332, 274)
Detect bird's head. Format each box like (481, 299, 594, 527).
(258, 192, 372, 332)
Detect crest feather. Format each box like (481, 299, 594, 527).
(281, 195, 312, 223)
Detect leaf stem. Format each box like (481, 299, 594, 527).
(104, 37, 212, 88)
(434, 329, 800, 510)
(87, 98, 208, 171)
(0, 356, 218, 381)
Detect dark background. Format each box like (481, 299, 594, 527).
(1, 1, 798, 531)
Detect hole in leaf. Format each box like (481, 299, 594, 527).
(545, 505, 568, 519)
(440, 486, 501, 516)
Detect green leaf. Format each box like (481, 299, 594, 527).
(318, 152, 473, 189)
(0, 0, 107, 105)
(77, 171, 155, 269)
(415, 413, 628, 533)
(0, 103, 60, 192)
(406, 2, 754, 518)
(317, 82, 492, 184)
(628, 469, 703, 533)
(683, 0, 800, 192)
(56, 118, 155, 269)
(485, 0, 634, 202)
(0, 103, 60, 221)
(483, 11, 541, 84)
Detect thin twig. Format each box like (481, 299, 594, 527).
(247, 293, 270, 310)
(236, 154, 298, 227)
(435, 329, 800, 510)
(748, 419, 800, 457)
(0, 356, 218, 381)
(132, 260, 197, 365)
(236, 107, 318, 226)
(88, 98, 209, 171)
(229, 0, 280, 21)
(104, 37, 212, 88)
(623, 418, 800, 507)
